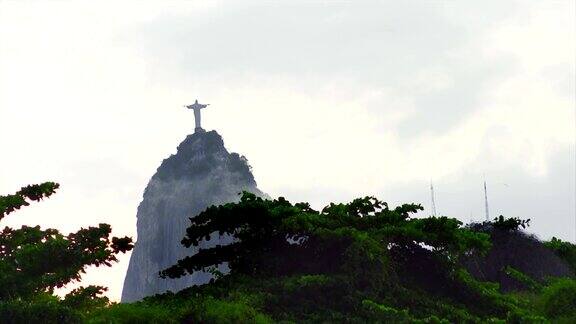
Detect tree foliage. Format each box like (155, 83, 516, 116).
(161, 192, 490, 280)
(545, 237, 576, 272)
(0, 182, 59, 220)
(2, 185, 574, 323)
(468, 215, 531, 233)
(0, 182, 133, 322)
(145, 193, 576, 323)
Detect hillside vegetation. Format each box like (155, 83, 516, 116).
(1, 187, 575, 323)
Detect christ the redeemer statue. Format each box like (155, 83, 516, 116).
(185, 100, 209, 133)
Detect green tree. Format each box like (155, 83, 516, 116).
(156, 193, 504, 322)
(545, 237, 576, 272)
(161, 192, 490, 282)
(0, 182, 133, 300)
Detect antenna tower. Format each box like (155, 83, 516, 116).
(484, 180, 490, 222)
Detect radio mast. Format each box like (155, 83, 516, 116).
(484, 180, 490, 222)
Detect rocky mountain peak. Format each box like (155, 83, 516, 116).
(122, 130, 264, 302)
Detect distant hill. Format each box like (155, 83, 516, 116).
(464, 226, 573, 291)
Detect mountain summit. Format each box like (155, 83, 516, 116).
(122, 130, 265, 302)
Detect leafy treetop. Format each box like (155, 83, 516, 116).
(161, 192, 490, 281)
(0, 182, 133, 300)
(0, 182, 59, 220)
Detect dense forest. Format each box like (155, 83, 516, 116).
(1, 183, 575, 323)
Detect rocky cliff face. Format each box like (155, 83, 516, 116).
(121, 130, 265, 302)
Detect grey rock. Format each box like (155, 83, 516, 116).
(121, 130, 265, 302)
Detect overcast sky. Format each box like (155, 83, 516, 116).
(1, 0, 574, 301)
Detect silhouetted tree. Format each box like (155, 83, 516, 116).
(0, 182, 133, 300)
(161, 192, 490, 281)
